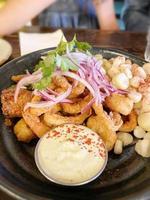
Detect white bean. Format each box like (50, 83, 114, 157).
(144, 132, 150, 140)
(112, 56, 125, 68)
(135, 139, 150, 157)
(112, 73, 129, 90)
(143, 63, 150, 75)
(108, 67, 120, 78)
(137, 67, 147, 79)
(124, 68, 133, 79)
(130, 76, 141, 88)
(133, 126, 146, 138)
(102, 59, 112, 71)
(117, 132, 133, 146)
(114, 139, 123, 154)
(128, 91, 142, 103)
(138, 112, 150, 131)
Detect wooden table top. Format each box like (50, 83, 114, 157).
(4, 26, 147, 60)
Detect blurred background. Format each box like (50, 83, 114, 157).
(0, 0, 125, 30)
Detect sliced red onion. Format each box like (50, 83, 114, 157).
(14, 73, 42, 103)
(38, 90, 72, 103)
(72, 80, 78, 88)
(25, 70, 31, 75)
(68, 52, 89, 64)
(22, 51, 126, 112)
(24, 86, 72, 110)
(46, 88, 59, 96)
(78, 69, 85, 79)
(81, 98, 95, 114)
(54, 71, 96, 99)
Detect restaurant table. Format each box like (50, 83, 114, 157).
(4, 26, 147, 60)
(0, 27, 148, 200)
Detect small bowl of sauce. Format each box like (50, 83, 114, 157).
(35, 124, 108, 186)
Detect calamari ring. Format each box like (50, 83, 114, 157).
(119, 110, 137, 132)
(61, 94, 92, 114)
(22, 109, 50, 138)
(44, 109, 91, 127)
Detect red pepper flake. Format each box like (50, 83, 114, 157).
(68, 138, 74, 142)
(67, 128, 71, 133)
(82, 135, 87, 139)
(73, 134, 78, 139)
(52, 130, 60, 137)
(74, 129, 80, 133)
(100, 143, 105, 148)
(46, 134, 51, 139)
(85, 138, 92, 145)
(99, 152, 104, 158)
(79, 128, 84, 131)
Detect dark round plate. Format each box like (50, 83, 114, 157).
(0, 48, 150, 200)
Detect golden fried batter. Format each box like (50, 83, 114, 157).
(14, 118, 35, 142)
(30, 104, 61, 116)
(105, 93, 133, 115)
(22, 109, 50, 138)
(44, 109, 91, 127)
(119, 110, 137, 132)
(52, 75, 70, 89)
(61, 94, 92, 114)
(69, 82, 85, 98)
(87, 104, 117, 151)
(1, 87, 32, 118)
(29, 95, 61, 116)
(11, 74, 26, 82)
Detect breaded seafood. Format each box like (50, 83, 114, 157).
(1, 87, 32, 118)
(61, 94, 92, 114)
(119, 110, 137, 132)
(105, 93, 133, 115)
(68, 82, 85, 98)
(44, 109, 91, 127)
(29, 95, 61, 116)
(22, 109, 50, 138)
(14, 118, 35, 142)
(87, 104, 117, 151)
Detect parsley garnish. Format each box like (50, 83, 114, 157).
(33, 35, 91, 90)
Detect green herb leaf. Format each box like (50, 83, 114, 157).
(33, 35, 91, 90)
(33, 76, 51, 90)
(56, 54, 78, 72)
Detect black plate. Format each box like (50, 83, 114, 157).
(0, 48, 150, 200)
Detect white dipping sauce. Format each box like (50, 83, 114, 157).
(35, 124, 107, 185)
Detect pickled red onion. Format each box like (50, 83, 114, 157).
(14, 73, 42, 103)
(24, 86, 72, 110)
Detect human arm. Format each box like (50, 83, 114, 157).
(92, 0, 119, 30)
(122, 0, 150, 32)
(0, 0, 56, 36)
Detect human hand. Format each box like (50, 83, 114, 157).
(92, 0, 112, 7)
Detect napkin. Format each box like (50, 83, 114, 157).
(19, 29, 66, 56)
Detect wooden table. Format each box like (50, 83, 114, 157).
(4, 26, 147, 60)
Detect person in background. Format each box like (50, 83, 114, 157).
(122, 0, 150, 32)
(0, 0, 119, 36)
(39, 0, 119, 30)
